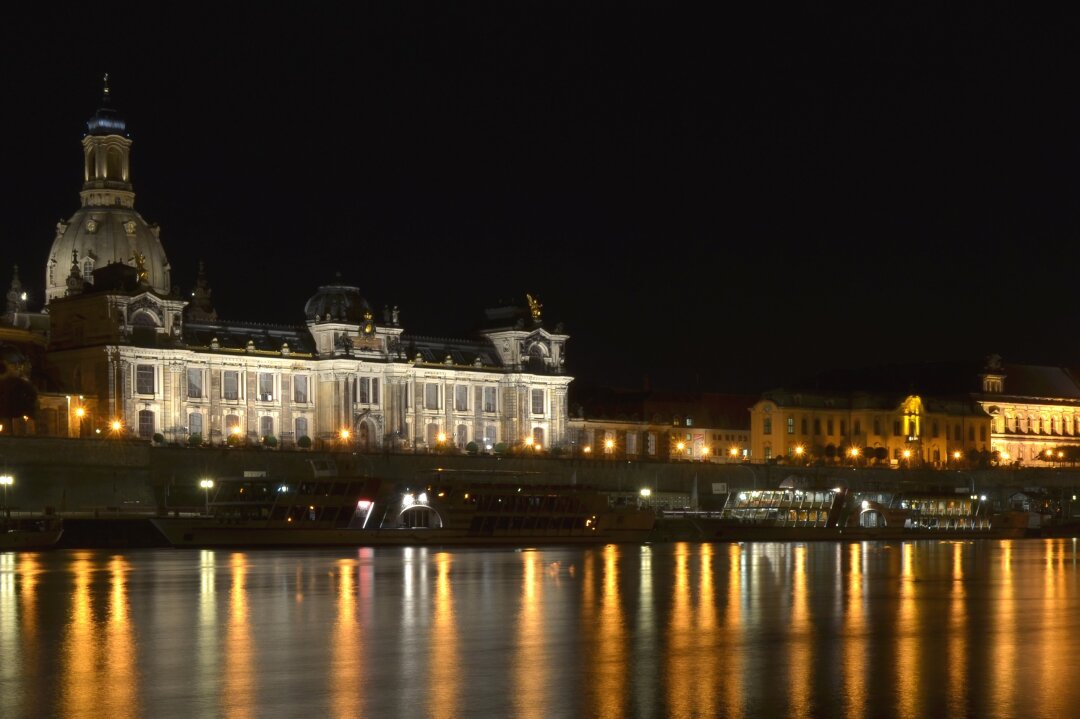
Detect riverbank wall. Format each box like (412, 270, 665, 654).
(3, 436, 1080, 516)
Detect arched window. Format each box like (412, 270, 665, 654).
(82, 258, 95, 282)
(426, 422, 440, 447)
(106, 147, 123, 180)
(456, 424, 467, 448)
(294, 417, 308, 440)
(138, 410, 154, 439)
(532, 427, 544, 448)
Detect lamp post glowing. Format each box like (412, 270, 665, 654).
(199, 479, 214, 515)
(0, 474, 12, 517)
(604, 438, 615, 454)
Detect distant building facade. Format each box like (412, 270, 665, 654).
(24, 84, 574, 451)
(749, 356, 1080, 466)
(568, 388, 754, 461)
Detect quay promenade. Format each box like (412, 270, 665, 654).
(1, 436, 1077, 518)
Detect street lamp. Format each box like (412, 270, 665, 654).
(199, 479, 214, 514)
(902, 449, 912, 468)
(0, 474, 13, 517)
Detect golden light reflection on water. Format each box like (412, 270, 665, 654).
(719, 543, 743, 719)
(428, 552, 459, 719)
(991, 541, 1015, 719)
(665, 542, 693, 718)
(513, 551, 546, 719)
(62, 553, 96, 719)
(789, 544, 811, 718)
(1038, 540, 1070, 718)
(589, 544, 626, 719)
(693, 544, 717, 713)
(102, 556, 137, 719)
(897, 543, 918, 719)
(843, 543, 865, 719)
(330, 558, 360, 719)
(947, 542, 968, 717)
(0, 553, 18, 719)
(223, 553, 253, 719)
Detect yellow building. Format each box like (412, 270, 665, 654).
(749, 390, 991, 466)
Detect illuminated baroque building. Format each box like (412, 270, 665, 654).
(749, 356, 1080, 467)
(36, 85, 572, 450)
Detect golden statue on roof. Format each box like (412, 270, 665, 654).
(130, 251, 148, 284)
(526, 293, 542, 322)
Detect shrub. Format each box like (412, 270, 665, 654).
(297, 435, 312, 449)
(549, 446, 564, 457)
(262, 434, 278, 448)
(188, 433, 203, 447)
(493, 442, 508, 455)
(466, 441, 479, 455)
(152, 432, 165, 445)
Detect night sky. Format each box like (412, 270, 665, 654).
(4, 5, 1079, 394)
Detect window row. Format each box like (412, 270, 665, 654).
(186, 413, 311, 441)
(771, 415, 987, 442)
(416, 384, 543, 415)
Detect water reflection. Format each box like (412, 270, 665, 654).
(9, 541, 1080, 718)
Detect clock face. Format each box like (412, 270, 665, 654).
(125, 220, 136, 234)
(86, 219, 98, 233)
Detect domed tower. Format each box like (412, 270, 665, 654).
(45, 75, 171, 303)
(304, 276, 377, 356)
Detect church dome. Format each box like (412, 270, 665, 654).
(304, 282, 372, 324)
(45, 81, 170, 303)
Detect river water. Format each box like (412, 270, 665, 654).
(1, 539, 1078, 719)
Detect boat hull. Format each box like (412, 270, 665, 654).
(0, 518, 64, 550)
(150, 517, 655, 548)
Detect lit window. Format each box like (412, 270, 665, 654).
(223, 371, 240, 401)
(531, 389, 545, 415)
(187, 368, 203, 399)
(293, 375, 309, 404)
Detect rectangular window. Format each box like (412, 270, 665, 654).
(188, 413, 203, 437)
(531, 389, 545, 415)
(258, 373, 274, 402)
(483, 424, 496, 448)
(787, 417, 794, 434)
(646, 433, 657, 456)
(874, 418, 882, 436)
(358, 377, 370, 404)
(827, 419, 834, 435)
(483, 387, 497, 413)
(932, 421, 939, 438)
(854, 420, 862, 435)
(764, 445, 772, 460)
(371, 378, 379, 405)
(295, 417, 309, 440)
(136, 364, 155, 395)
(763, 418, 772, 435)
(801, 418, 808, 434)
(259, 416, 274, 438)
(186, 368, 203, 399)
(894, 421, 902, 437)
(813, 418, 821, 435)
(980, 426, 986, 441)
(223, 371, 240, 401)
(840, 420, 846, 436)
(293, 375, 309, 404)
(627, 432, 638, 454)
(455, 385, 469, 411)
(424, 383, 439, 410)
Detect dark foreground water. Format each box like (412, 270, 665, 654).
(2, 539, 1080, 719)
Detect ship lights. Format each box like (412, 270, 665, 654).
(403, 493, 416, 507)
(417, 492, 429, 504)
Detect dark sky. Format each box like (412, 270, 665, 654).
(4, 5, 1079, 393)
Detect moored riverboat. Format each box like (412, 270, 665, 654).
(660, 485, 1029, 541)
(150, 464, 656, 548)
(0, 516, 64, 550)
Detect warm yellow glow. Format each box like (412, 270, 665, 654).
(676, 441, 685, 452)
(902, 449, 912, 459)
(729, 447, 738, 457)
(604, 439, 615, 450)
(339, 428, 350, 440)
(583, 445, 592, 454)
(794, 445, 804, 455)
(1000, 451, 1011, 461)
(701, 446, 710, 456)
(849, 447, 860, 458)
(110, 420, 122, 432)
(953, 450, 962, 460)
(524, 436, 534, 447)
(534, 443, 542, 451)
(199, 479, 214, 490)
(1046, 449, 1053, 458)
(436, 432, 447, 443)
(231, 425, 242, 436)
(1058, 451, 1064, 458)
(74, 407, 86, 418)
(0, 475, 12, 487)
(640, 488, 652, 497)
